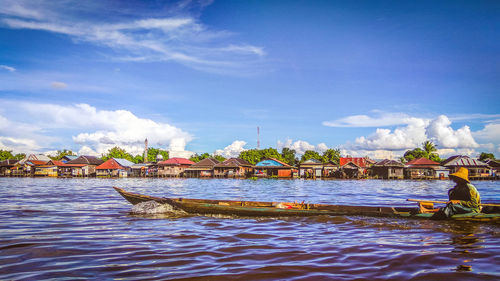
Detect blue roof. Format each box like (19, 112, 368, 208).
(255, 159, 285, 167)
(113, 158, 135, 167)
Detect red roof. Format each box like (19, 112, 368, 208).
(340, 157, 370, 168)
(406, 157, 440, 166)
(158, 157, 195, 166)
(96, 159, 125, 170)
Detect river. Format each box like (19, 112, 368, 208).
(0, 178, 498, 280)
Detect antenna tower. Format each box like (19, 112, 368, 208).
(144, 138, 148, 163)
(257, 126, 260, 149)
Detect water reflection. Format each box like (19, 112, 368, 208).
(0, 178, 498, 280)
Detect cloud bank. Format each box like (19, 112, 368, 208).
(0, 101, 193, 156)
(326, 112, 498, 159)
(277, 139, 329, 156)
(0, 0, 265, 74)
(0, 64, 16, 72)
(215, 140, 248, 158)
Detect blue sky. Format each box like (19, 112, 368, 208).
(0, 0, 499, 159)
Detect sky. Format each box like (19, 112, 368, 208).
(0, 0, 499, 160)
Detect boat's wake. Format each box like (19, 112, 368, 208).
(130, 200, 187, 217)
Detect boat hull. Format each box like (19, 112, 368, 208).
(113, 187, 499, 223)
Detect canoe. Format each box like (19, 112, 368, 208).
(113, 187, 500, 223)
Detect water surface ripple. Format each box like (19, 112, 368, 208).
(0, 178, 498, 280)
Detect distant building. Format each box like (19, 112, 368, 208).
(96, 158, 134, 177)
(184, 158, 220, 178)
(60, 155, 78, 162)
(0, 159, 18, 176)
(158, 157, 195, 177)
(339, 157, 374, 179)
(214, 158, 253, 178)
(371, 159, 404, 179)
(34, 160, 66, 177)
(404, 157, 442, 179)
(484, 159, 500, 178)
(441, 155, 491, 180)
(322, 161, 339, 178)
(299, 159, 323, 179)
(18, 154, 51, 165)
(255, 158, 296, 178)
(64, 156, 104, 177)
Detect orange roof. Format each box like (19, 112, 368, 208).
(96, 158, 125, 170)
(30, 160, 49, 165)
(47, 160, 67, 166)
(340, 157, 370, 168)
(406, 157, 440, 166)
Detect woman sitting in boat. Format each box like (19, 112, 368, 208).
(431, 167, 481, 219)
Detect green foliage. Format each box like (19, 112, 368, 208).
(422, 141, 437, 154)
(132, 155, 144, 164)
(189, 152, 211, 163)
(479, 152, 495, 161)
(0, 150, 15, 160)
(428, 153, 442, 163)
(49, 149, 76, 160)
(146, 147, 169, 162)
(238, 148, 284, 165)
(281, 148, 297, 166)
(401, 141, 443, 163)
(102, 147, 135, 163)
(14, 153, 25, 160)
(214, 155, 226, 162)
(321, 148, 341, 164)
(239, 149, 263, 165)
(300, 150, 322, 162)
(260, 148, 284, 161)
(402, 148, 428, 162)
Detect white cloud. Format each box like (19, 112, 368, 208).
(277, 139, 329, 156)
(340, 114, 481, 152)
(78, 145, 99, 156)
(0, 136, 41, 153)
(473, 122, 500, 144)
(215, 140, 247, 158)
(0, 1, 45, 19)
(335, 113, 500, 158)
(0, 1, 265, 74)
(0, 65, 16, 72)
(353, 118, 428, 150)
(427, 115, 479, 148)
(51, 81, 68, 89)
(0, 101, 193, 156)
(340, 148, 401, 160)
(323, 112, 414, 127)
(169, 150, 195, 159)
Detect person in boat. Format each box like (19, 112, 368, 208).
(431, 167, 481, 219)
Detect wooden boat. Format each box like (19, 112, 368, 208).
(113, 187, 500, 223)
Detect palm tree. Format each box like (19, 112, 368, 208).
(422, 141, 437, 155)
(422, 140, 441, 162)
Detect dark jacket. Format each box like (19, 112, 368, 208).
(448, 182, 481, 212)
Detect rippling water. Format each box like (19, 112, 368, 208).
(0, 178, 499, 280)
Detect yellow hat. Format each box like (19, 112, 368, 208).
(449, 167, 469, 183)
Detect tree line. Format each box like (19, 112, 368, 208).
(0, 142, 496, 165)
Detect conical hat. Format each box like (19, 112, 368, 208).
(449, 167, 469, 183)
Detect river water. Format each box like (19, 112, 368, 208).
(0, 178, 498, 280)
